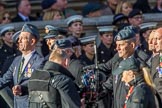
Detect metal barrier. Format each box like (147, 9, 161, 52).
(0, 13, 162, 34)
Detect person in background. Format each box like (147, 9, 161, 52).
(146, 30, 158, 67)
(42, 9, 64, 21)
(0, 25, 17, 72)
(113, 57, 156, 108)
(43, 25, 67, 60)
(133, 0, 151, 13)
(152, 0, 162, 13)
(12, 0, 36, 22)
(1, 11, 11, 24)
(41, 0, 77, 18)
(128, 9, 144, 27)
(151, 28, 162, 107)
(0, 31, 21, 108)
(0, 1, 6, 23)
(0, 1, 5, 12)
(82, 2, 103, 17)
(67, 36, 82, 58)
(115, 0, 133, 16)
(66, 15, 84, 38)
(28, 48, 81, 108)
(112, 13, 129, 32)
(79, 35, 96, 66)
(97, 26, 116, 64)
(139, 22, 158, 55)
(103, 0, 120, 14)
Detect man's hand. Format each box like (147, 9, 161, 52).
(12, 85, 22, 96)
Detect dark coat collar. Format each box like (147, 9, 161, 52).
(43, 61, 75, 80)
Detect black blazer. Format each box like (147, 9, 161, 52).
(12, 14, 36, 22)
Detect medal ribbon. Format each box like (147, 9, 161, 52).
(124, 86, 134, 108)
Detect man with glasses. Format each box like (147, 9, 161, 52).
(128, 9, 144, 27)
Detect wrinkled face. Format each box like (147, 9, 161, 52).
(53, 11, 62, 20)
(83, 43, 95, 55)
(2, 31, 15, 43)
(18, 0, 31, 16)
(148, 35, 156, 51)
(121, 70, 134, 83)
(142, 29, 152, 42)
(116, 40, 134, 58)
(154, 32, 162, 52)
(100, 32, 113, 46)
(18, 32, 35, 52)
(69, 21, 83, 37)
(122, 2, 132, 16)
(129, 15, 143, 27)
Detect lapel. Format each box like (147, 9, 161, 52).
(151, 54, 159, 79)
(18, 52, 37, 83)
(14, 56, 22, 83)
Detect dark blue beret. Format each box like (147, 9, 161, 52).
(12, 31, 20, 43)
(82, 2, 102, 17)
(21, 23, 40, 40)
(44, 25, 67, 39)
(68, 36, 81, 46)
(41, 0, 56, 10)
(52, 39, 72, 50)
(112, 13, 128, 25)
(128, 9, 142, 18)
(114, 28, 135, 41)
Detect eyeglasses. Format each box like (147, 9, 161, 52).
(133, 16, 144, 20)
(3, 16, 11, 20)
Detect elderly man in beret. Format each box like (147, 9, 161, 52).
(97, 26, 150, 108)
(0, 23, 44, 108)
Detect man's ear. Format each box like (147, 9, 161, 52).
(31, 38, 37, 45)
(130, 41, 136, 49)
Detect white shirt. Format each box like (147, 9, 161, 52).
(18, 12, 29, 21)
(22, 50, 35, 71)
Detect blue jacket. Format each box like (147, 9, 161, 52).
(0, 51, 44, 108)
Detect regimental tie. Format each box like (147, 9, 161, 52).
(17, 57, 25, 81)
(157, 55, 162, 78)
